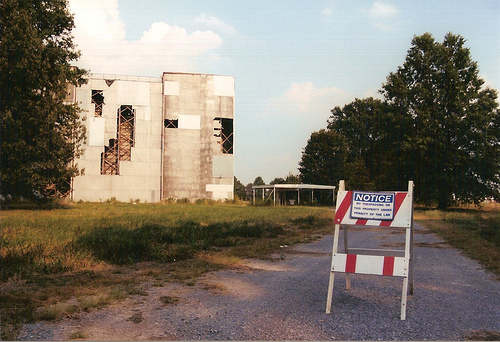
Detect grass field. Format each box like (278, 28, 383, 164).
(414, 207, 500, 277)
(1, 202, 499, 340)
(0, 202, 333, 339)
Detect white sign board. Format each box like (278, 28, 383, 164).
(350, 191, 395, 221)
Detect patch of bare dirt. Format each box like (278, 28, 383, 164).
(463, 329, 500, 341)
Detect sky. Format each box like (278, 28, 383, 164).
(68, 0, 500, 185)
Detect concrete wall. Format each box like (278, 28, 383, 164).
(162, 73, 234, 200)
(72, 74, 163, 203)
(71, 72, 234, 202)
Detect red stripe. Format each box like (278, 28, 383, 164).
(356, 219, 368, 225)
(382, 256, 395, 276)
(380, 192, 407, 226)
(345, 254, 357, 273)
(334, 191, 352, 224)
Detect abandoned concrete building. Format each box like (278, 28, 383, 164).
(67, 72, 235, 203)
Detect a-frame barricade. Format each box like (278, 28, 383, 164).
(326, 180, 414, 320)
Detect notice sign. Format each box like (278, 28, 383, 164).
(351, 192, 395, 221)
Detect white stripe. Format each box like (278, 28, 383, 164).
(331, 253, 408, 277)
(331, 253, 347, 272)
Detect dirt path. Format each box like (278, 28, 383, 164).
(17, 223, 500, 340)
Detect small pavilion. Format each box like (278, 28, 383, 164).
(252, 183, 336, 206)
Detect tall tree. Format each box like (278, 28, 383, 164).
(0, 0, 87, 202)
(327, 97, 399, 190)
(252, 176, 265, 199)
(299, 129, 348, 186)
(382, 33, 500, 208)
(233, 176, 248, 201)
(285, 173, 301, 184)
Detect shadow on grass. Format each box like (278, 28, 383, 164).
(76, 220, 285, 265)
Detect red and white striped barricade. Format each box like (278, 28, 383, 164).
(326, 180, 414, 320)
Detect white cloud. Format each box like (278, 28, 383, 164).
(368, 1, 399, 19)
(69, 0, 223, 76)
(363, 1, 400, 31)
(271, 82, 351, 116)
(322, 5, 334, 17)
(194, 13, 237, 35)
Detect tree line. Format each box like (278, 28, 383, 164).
(299, 33, 500, 209)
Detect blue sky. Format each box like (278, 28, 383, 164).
(69, 0, 500, 185)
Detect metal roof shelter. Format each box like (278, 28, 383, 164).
(252, 184, 336, 206)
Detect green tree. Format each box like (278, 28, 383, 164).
(285, 173, 301, 184)
(252, 176, 265, 199)
(270, 177, 286, 185)
(253, 176, 265, 186)
(382, 33, 500, 208)
(234, 176, 248, 201)
(0, 0, 87, 203)
(299, 129, 348, 186)
(327, 97, 400, 190)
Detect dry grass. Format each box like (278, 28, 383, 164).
(0, 203, 333, 340)
(414, 208, 500, 277)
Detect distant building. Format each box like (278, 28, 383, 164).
(67, 72, 234, 202)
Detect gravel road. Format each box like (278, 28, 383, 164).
(17, 222, 500, 340)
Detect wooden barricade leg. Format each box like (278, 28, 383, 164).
(400, 221, 412, 320)
(343, 225, 351, 290)
(401, 277, 408, 320)
(326, 223, 341, 313)
(408, 180, 415, 295)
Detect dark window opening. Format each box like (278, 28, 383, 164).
(214, 117, 233, 154)
(101, 139, 118, 175)
(117, 105, 135, 161)
(164, 119, 178, 128)
(100, 105, 135, 175)
(91, 90, 104, 117)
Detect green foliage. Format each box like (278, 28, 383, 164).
(253, 176, 266, 198)
(1, 203, 330, 280)
(299, 129, 349, 185)
(0, 0, 87, 203)
(300, 33, 500, 207)
(382, 33, 500, 208)
(285, 173, 301, 184)
(76, 220, 286, 265)
(234, 176, 249, 201)
(418, 209, 500, 275)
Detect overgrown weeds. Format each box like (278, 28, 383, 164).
(415, 209, 500, 277)
(0, 203, 333, 340)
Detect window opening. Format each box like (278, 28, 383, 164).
(164, 119, 178, 128)
(214, 118, 233, 154)
(100, 105, 135, 175)
(117, 105, 135, 161)
(91, 90, 104, 117)
(101, 139, 118, 175)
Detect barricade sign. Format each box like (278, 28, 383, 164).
(326, 180, 414, 320)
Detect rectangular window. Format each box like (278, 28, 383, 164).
(91, 90, 104, 117)
(164, 119, 178, 128)
(214, 118, 233, 154)
(100, 105, 135, 174)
